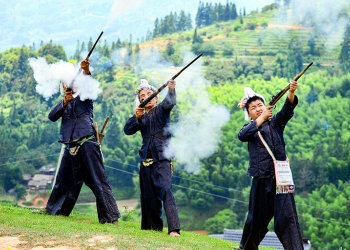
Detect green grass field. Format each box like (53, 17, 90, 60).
(0, 202, 250, 250)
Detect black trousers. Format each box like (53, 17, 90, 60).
(240, 177, 304, 250)
(46, 140, 120, 223)
(139, 160, 180, 234)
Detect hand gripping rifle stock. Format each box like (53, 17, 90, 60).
(138, 53, 203, 108)
(269, 62, 313, 106)
(67, 31, 104, 90)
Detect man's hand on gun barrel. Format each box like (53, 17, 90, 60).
(80, 59, 91, 75)
(289, 80, 298, 93)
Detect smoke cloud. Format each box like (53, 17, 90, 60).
(110, 47, 172, 72)
(274, 0, 350, 50)
(28, 57, 102, 101)
(111, 47, 230, 173)
(163, 53, 230, 174)
(104, 0, 144, 30)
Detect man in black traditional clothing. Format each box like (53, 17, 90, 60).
(45, 59, 120, 224)
(124, 79, 180, 236)
(237, 81, 304, 250)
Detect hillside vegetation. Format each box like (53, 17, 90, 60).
(0, 2, 350, 249)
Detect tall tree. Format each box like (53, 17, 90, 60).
(285, 37, 303, 79)
(307, 33, 316, 55)
(192, 27, 203, 44)
(195, 2, 205, 27)
(73, 40, 81, 60)
(223, 2, 231, 21)
(177, 10, 187, 31)
(338, 24, 350, 72)
(230, 3, 238, 20)
(217, 3, 225, 21)
(166, 41, 175, 56)
(153, 18, 160, 38)
(87, 37, 93, 51)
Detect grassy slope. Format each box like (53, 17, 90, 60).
(0, 202, 257, 250)
(140, 8, 339, 70)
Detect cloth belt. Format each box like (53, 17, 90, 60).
(142, 158, 154, 167)
(66, 135, 95, 156)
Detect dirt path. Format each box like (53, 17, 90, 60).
(0, 235, 114, 250)
(115, 198, 138, 210)
(18, 194, 139, 211)
(75, 198, 139, 211)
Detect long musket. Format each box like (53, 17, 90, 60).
(139, 53, 203, 108)
(53, 32, 104, 189)
(269, 62, 313, 106)
(67, 31, 104, 90)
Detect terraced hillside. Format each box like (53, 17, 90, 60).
(139, 8, 342, 71)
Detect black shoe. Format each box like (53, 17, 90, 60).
(32, 208, 50, 215)
(106, 219, 118, 225)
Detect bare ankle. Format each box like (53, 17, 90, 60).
(169, 231, 180, 237)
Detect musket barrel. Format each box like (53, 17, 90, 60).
(139, 53, 203, 108)
(67, 31, 104, 90)
(86, 31, 104, 60)
(269, 62, 313, 106)
(293, 62, 313, 81)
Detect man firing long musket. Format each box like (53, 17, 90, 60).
(39, 31, 121, 225)
(123, 53, 202, 237)
(236, 61, 313, 249)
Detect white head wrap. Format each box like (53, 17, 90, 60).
(238, 87, 266, 121)
(134, 79, 157, 107)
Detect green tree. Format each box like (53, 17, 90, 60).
(14, 184, 27, 200)
(195, 2, 205, 27)
(38, 42, 67, 61)
(192, 28, 203, 44)
(204, 209, 238, 234)
(200, 43, 216, 56)
(73, 40, 81, 61)
(339, 24, 350, 72)
(153, 18, 160, 38)
(3, 164, 23, 191)
(307, 34, 316, 55)
(166, 41, 175, 56)
(230, 3, 238, 20)
(284, 37, 303, 79)
(239, 14, 243, 24)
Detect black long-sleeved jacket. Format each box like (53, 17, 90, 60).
(238, 96, 298, 177)
(124, 89, 176, 162)
(48, 96, 95, 143)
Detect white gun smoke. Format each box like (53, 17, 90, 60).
(163, 53, 230, 174)
(28, 57, 102, 101)
(103, 0, 144, 30)
(110, 47, 230, 173)
(274, 0, 350, 50)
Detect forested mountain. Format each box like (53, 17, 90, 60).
(0, 0, 272, 56)
(1, 1, 350, 249)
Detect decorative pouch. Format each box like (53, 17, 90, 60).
(258, 131, 294, 194)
